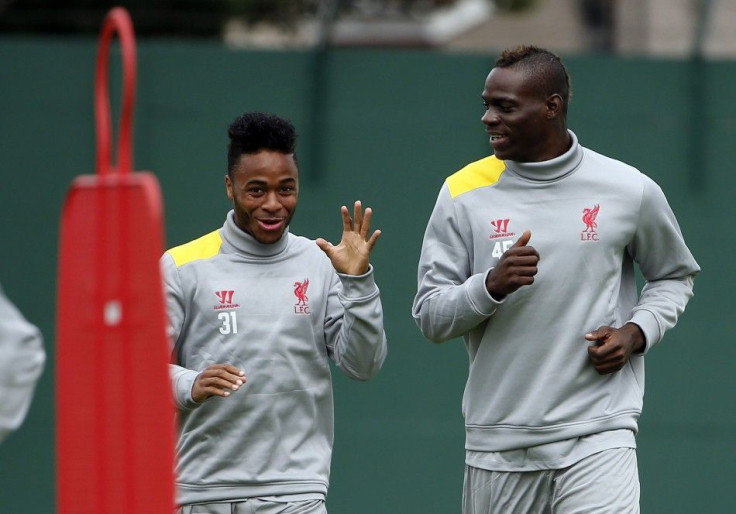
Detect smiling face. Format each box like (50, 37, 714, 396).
(225, 150, 298, 244)
(481, 66, 564, 163)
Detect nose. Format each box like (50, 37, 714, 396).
(481, 108, 497, 126)
(262, 191, 282, 212)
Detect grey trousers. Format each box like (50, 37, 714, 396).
(177, 499, 326, 514)
(463, 448, 640, 514)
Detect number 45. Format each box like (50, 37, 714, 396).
(218, 311, 238, 334)
(491, 240, 514, 259)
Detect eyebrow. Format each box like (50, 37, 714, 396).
(483, 94, 517, 104)
(244, 179, 266, 186)
(244, 177, 297, 186)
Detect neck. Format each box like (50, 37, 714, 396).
(545, 128, 572, 160)
(222, 210, 289, 257)
(505, 130, 582, 181)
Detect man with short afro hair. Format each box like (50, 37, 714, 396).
(164, 111, 387, 513)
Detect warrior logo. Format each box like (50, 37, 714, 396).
(581, 204, 600, 242)
(490, 218, 515, 239)
(491, 218, 509, 234)
(216, 290, 234, 304)
(293, 278, 310, 314)
(214, 290, 240, 310)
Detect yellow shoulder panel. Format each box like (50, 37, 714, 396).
(446, 156, 506, 198)
(166, 230, 222, 267)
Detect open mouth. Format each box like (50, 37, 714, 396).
(257, 219, 284, 231)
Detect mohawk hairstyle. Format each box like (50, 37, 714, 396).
(227, 112, 297, 176)
(495, 45, 571, 114)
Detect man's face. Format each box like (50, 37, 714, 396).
(225, 150, 298, 244)
(481, 66, 556, 163)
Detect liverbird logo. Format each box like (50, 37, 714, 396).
(293, 278, 310, 314)
(581, 204, 600, 242)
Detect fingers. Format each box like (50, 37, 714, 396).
(585, 326, 611, 342)
(587, 343, 619, 374)
(192, 364, 246, 402)
(485, 236, 539, 298)
(589, 358, 622, 375)
(360, 207, 373, 239)
(221, 364, 244, 375)
(503, 253, 539, 270)
(585, 326, 613, 357)
(340, 201, 364, 233)
(505, 232, 539, 260)
(585, 327, 627, 375)
(588, 349, 626, 374)
(340, 205, 352, 233)
(588, 339, 617, 360)
(340, 201, 377, 241)
(366, 229, 382, 251)
(353, 200, 363, 232)
(513, 230, 532, 248)
(315, 237, 332, 254)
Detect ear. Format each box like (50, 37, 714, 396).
(224, 174, 234, 200)
(545, 94, 564, 120)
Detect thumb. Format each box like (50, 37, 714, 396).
(315, 238, 332, 254)
(585, 326, 611, 341)
(513, 230, 532, 248)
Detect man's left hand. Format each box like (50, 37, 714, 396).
(316, 200, 381, 276)
(585, 323, 645, 375)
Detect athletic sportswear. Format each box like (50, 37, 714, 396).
(412, 131, 699, 463)
(0, 280, 45, 443)
(162, 211, 387, 505)
(176, 498, 326, 514)
(462, 448, 640, 513)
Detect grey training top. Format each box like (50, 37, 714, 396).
(413, 131, 699, 469)
(0, 280, 45, 443)
(163, 211, 387, 505)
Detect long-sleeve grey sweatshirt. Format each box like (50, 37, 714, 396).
(413, 131, 699, 458)
(162, 211, 387, 505)
(0, 281, 45, 443)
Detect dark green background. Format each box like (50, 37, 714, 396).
(1, 37, 733, 512)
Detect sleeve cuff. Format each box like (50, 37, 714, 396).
(628, 309, 661, 354)
(467, 269, 505, 316)
(174, 368, 200, 409)
(337, 265, 379, 299)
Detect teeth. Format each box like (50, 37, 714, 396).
(491, 135, 502, 141)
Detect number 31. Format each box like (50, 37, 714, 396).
(218, 311, 238, 334)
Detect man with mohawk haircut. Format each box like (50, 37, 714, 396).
(413, 46, 699, 513)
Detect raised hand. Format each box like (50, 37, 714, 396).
(316, 200, 382, 276)
(485, 230, 539, 300)
(191, 364, 246, 403)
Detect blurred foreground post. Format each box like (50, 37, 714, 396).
(56, 7, 175, 513)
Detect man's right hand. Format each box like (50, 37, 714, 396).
(485, 230, 540, 301)
(191, 364, 246, 403)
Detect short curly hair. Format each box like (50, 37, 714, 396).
(495, 45, 571, 114)
(227, 112, 297, 176)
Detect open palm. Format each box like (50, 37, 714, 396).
(316, 200, 381, 276)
